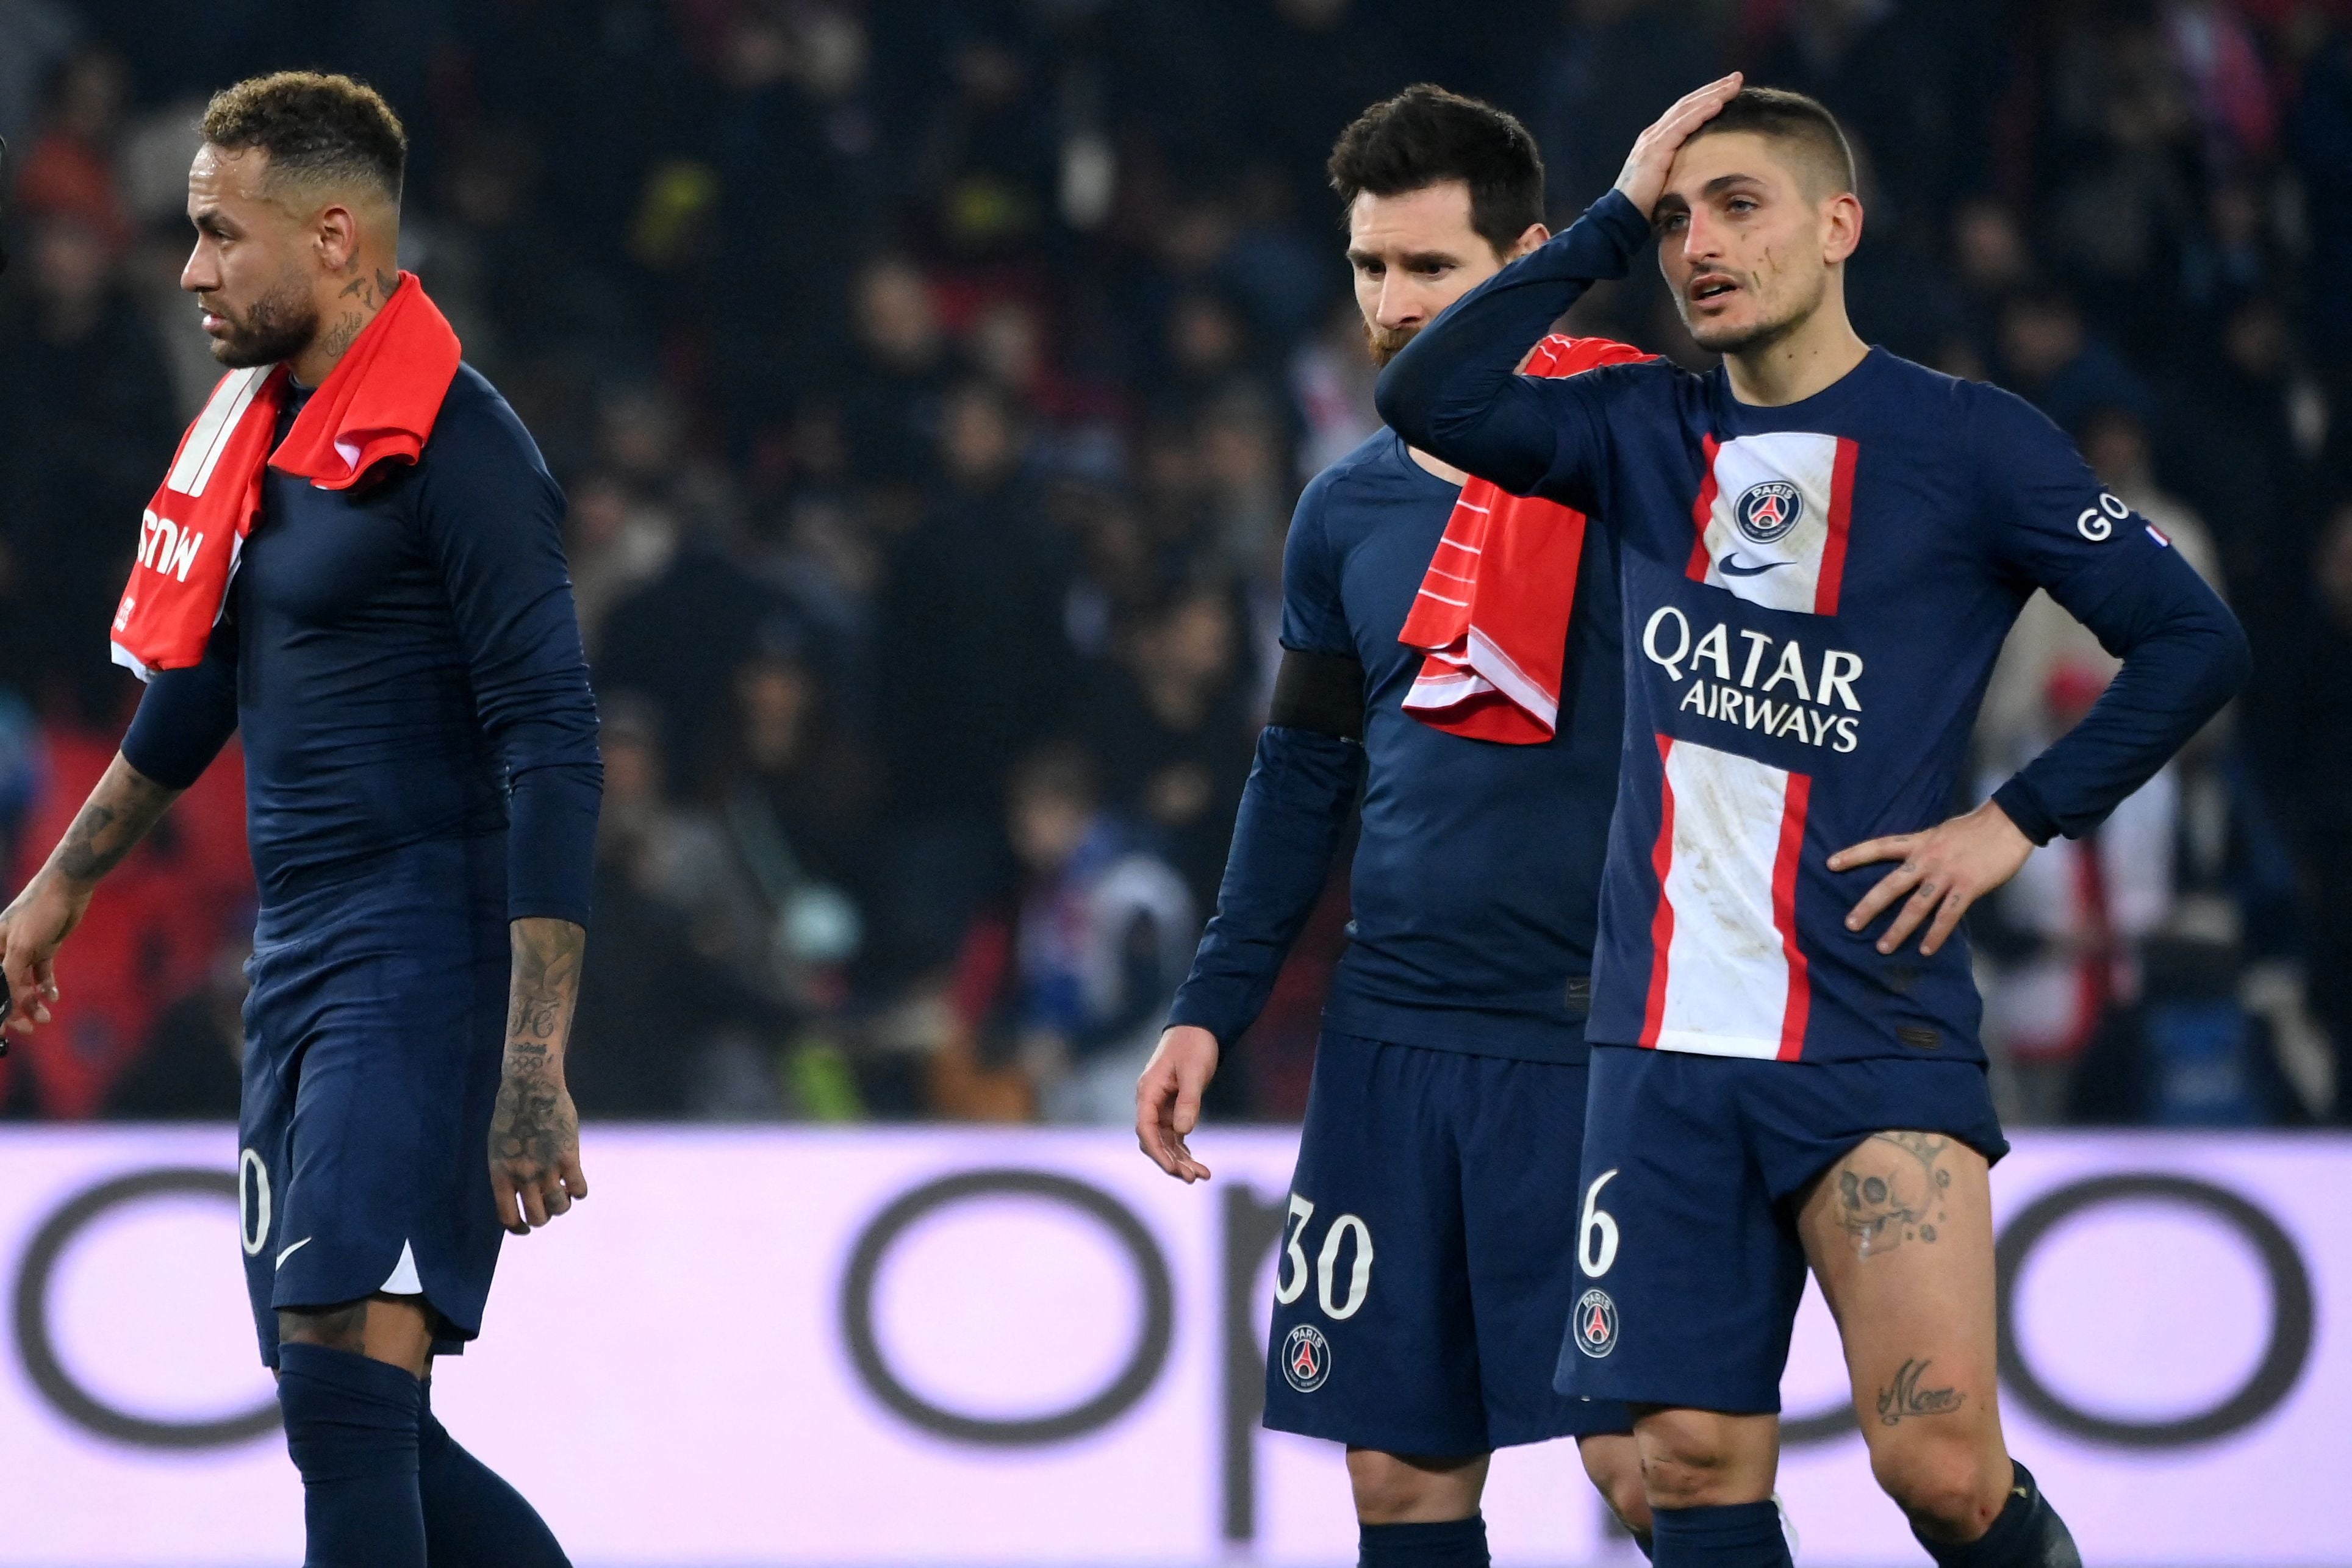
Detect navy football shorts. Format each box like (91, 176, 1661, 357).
(1263, 1029, 1632, 1455)
(236, 838, 511, 1368)
(1555, 1044, 2008, 1414)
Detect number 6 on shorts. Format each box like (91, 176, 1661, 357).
(1579, 1169, 1619, 1278)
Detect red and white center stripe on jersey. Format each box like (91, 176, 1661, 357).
(1638, 735, 1813, 1060)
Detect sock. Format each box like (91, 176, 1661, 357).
(1650, 1500, 1792, 1568)
(1358, 1514, 1491, 1568)
(276, 1343, 426, 1568)
(1911, 1461, 2082, 1568)
(417, 1381, 573, 1568)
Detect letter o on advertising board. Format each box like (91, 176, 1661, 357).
(12, 1167, 281, 1448)
(839, 1168, 1174, 1446)
(1996, 1172, 2313, 1448)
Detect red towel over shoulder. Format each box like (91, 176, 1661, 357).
(109, 272, 462, 677)
(1398, 334, 1653, 743)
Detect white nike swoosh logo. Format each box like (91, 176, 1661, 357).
(275, 1237, 313, 1269)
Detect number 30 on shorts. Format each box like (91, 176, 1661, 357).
(1579, 1169, 1620, 1279)
(1273, 1195, 1374, 1319)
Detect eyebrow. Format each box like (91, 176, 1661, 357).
(1654, 172, 1770, 215)
(1347, 248, 1464, 269)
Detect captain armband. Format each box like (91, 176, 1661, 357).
(1267, 647, 1366, 741)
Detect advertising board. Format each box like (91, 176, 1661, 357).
(2, 1128, 2343, 1564)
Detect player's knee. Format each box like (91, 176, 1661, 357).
(1579, 1434, 1652, 1536)
(1345, 1448, 1487, 1524)
(1633, 1409, 1769, 1509)
(1870, 1436, 2007, 1538)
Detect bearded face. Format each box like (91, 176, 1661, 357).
(200, 259, 320, 368)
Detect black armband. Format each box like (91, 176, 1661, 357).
(1267, 646, 1366, 740)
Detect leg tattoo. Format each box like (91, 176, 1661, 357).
(1876, 1358, 1965, 1427)
(1835, 1131, 1954, 1256)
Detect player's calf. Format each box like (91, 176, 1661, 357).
(418, 1380, 572, 1567)
(276, 1341, 427, 1567)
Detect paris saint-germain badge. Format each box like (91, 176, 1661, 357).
(1735, 479, 1804, 545)
(1282, 1323, 1332, 1392)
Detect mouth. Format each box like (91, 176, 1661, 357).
(1687, 274, 1740, 307)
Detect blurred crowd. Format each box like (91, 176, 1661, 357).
(2, 0, 2348, 1128)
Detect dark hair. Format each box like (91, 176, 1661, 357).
(201, 71, 407, 203)
(1327, 84, 1544, 256)
(1685, 86, 1855, 198)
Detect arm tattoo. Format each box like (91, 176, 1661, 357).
(52, 762, 180, 886)
(503, 918, 585, 1059)
(1876, 1358, 1965, 1425)
(489, 920, 586, 1179)
(1834, 1130, 1954, 1255)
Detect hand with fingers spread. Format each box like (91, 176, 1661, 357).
(1612, 72, 1745, 218)
(1136, 1025, 1219, 1183)
(1829, 800, 2035, 958)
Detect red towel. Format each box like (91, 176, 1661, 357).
(109, 272, 462, 676)
(1398, 334, 1652, 743)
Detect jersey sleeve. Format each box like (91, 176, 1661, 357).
(1973, 386, 2250, 842)
(1167, 476, 1365, 1045)
(1277, 468, 1355, 657)
(120, 614, 240, 790)
(416, 386, 604, 926)
(1375, 191, 1649, 506)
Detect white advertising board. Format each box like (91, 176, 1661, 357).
(1, 1128, 2345, 1564)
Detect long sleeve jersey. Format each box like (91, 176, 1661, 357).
(121, 365, 601, 927)
(1166, 428, 1624, 1061)
(1377, 192, 2248, 1065)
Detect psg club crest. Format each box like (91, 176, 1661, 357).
(1281, 1324, 1332, 1393)
(1734, 479, 1804, 545)
(1573, 1288, 1619, 1359)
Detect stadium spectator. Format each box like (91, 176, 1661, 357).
(1001, 743, 1194, 1125)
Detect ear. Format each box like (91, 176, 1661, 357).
(314, 203, 360, 273)
(1505, 221, 1550, 262)
(1822, 191, 1864, 267)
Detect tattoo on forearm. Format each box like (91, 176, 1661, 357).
(53, 764, 179, 884)
(1876, 1358, 1965, 1425)
(489, 922, 586, 1186)
(503, 920, 584, 1054)
(1834, 1130, 1954, 1255)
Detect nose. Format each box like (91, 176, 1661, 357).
(1375, 276, 1422, 331)
(181, 239, 216, 295)
(1679, 208, 1724, 268)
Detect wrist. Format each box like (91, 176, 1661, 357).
(26, 865, 95, 906)
(502, 1040, 566, 1076)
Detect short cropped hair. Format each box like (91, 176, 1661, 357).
(1327, 85, 1544, 256)
(1685, 86, 1855, 199)
(201, 71, 407, 204)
